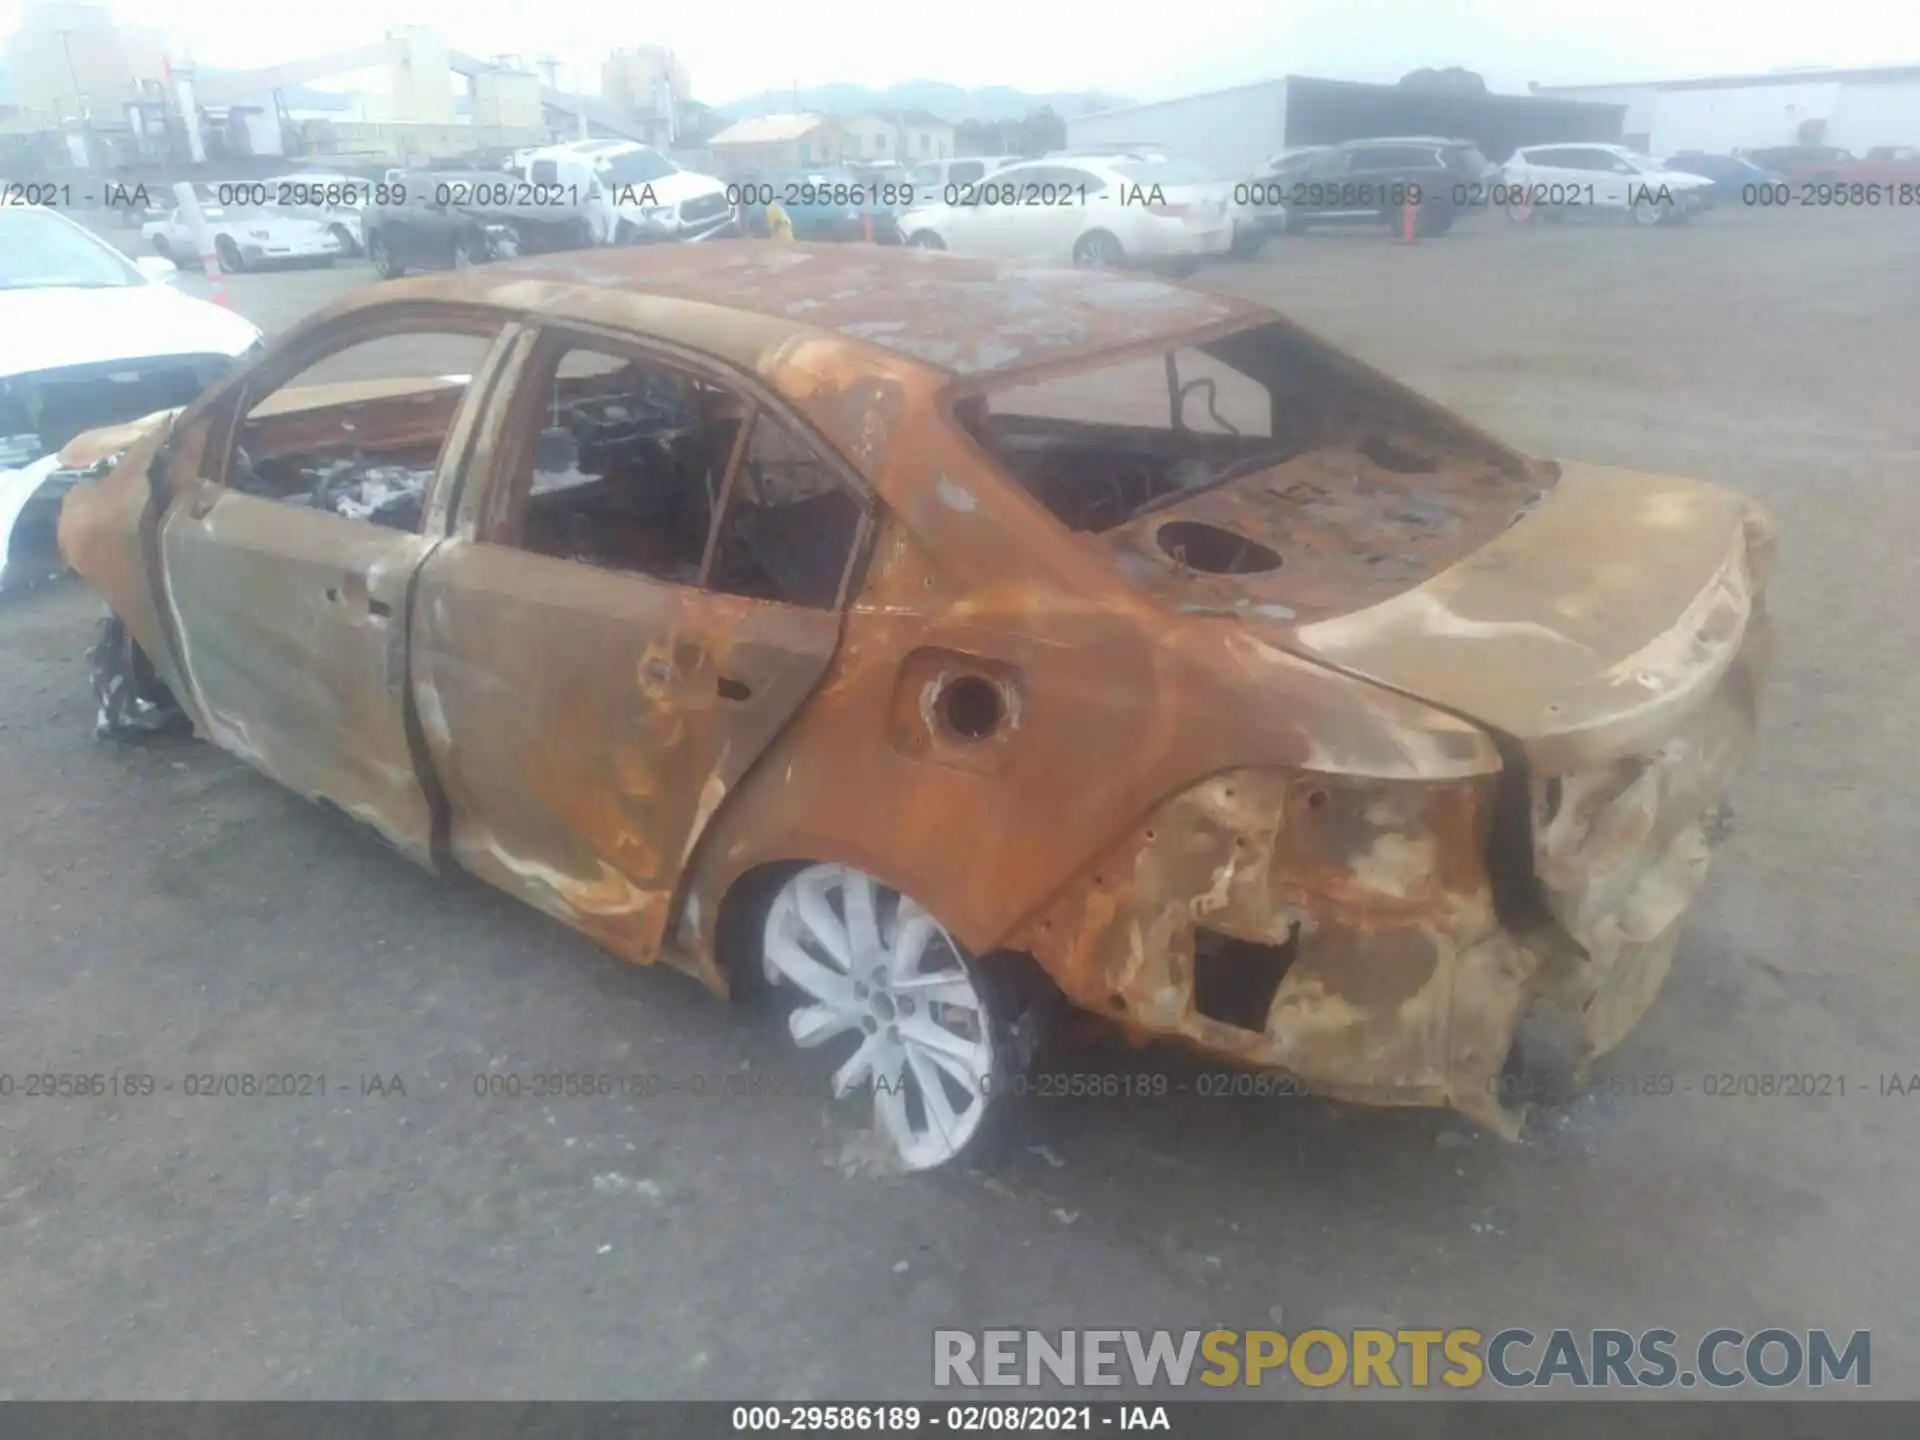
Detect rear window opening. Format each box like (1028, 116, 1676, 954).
(1192, 925, 1300, 1032)
(958, 345, 1310, 534)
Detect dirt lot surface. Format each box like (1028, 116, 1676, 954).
(3, 209, 1915, 1398)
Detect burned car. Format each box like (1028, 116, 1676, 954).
(56, 245, 1773, 1170)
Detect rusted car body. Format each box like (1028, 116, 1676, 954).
(57, 244, 1773, 1164)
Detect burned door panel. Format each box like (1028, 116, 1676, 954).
(160, 495, 440, 863)
(409, 541, 840, 966)
(152, 325, 512, 866)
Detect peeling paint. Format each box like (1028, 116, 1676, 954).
(52, 243, 1774, 1140)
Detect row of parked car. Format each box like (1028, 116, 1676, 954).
(127, 132, 1920, 289)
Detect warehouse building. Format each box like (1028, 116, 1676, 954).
(1065, 75, 1624, 179)
(1532, 65, 1920, 156)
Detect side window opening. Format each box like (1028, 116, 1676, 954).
(963, 347, 1283, 533)
(706, 413, 865, 609)
(500, 342, 864, 609)
(227, 328, 499, 532)
(508, 345, 744, 585)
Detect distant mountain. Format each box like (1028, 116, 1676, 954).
(713, 81, 1133, 124)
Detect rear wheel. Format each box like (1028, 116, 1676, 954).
(1630, 194, 1668, 227)
(214, 235, 245, 273)
(1227, 225, 1268, 259)
(908, 229, 946, 250)
(1071, 229, 1126, 268)
(368, 233, 404, 278)
(760, 863, 1017, 1171)
(328, 222, 360, 255)
(150, 235, 173, 260)
(451, 233, 481, 269)
(490, 225, 524, 260)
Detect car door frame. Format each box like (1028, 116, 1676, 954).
(150, 301, 524, 868)
(407, 318, 881, 967)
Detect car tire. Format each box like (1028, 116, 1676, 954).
(1071, 229, 1126, 268)
(451, 234, 481, 269)
(368, 233, 404, 279)
(908, 229, 946, 250)
(1416, 205, 1454, 238)
(214, 235, 245, 273)
(1630, 195, 1668, 227)
(151, 235, 173, 261)
(87, 616, 186, 742)
(1227, 226, 1268, 259)
(759, 862, 1031, 1172)
(328, 223, 360, 255)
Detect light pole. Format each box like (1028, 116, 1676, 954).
(53, 29, 95, 166)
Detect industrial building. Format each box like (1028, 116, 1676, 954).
(1065, 75, 1624, 179)
(1531, 65, 1920, 156)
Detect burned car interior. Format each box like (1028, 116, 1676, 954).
(501, 345, 865, 609)
(959, 327, 1553, 617)
(222, 332, 865, 610)
(226, 333, 491, 531)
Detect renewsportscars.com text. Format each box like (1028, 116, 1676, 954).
(933, 1327, 1871, 1390)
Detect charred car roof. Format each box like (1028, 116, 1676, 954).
(355, 243, 1267, 380)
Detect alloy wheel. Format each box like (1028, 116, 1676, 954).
(762, 864, 999, 1170)
(1073, 231, 1124, 268)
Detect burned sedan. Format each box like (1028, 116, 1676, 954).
(56, 245, 1773, 1170)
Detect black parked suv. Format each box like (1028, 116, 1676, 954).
(1259, 136, 1496, 237)
(362, 167, 598, 278)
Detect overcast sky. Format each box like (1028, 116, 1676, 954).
(3, 0, 1915, 104)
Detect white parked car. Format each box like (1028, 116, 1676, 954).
(0, 204, 261, 589)
(524, 140, 733, 245)
(1503, 143, 1716, 225)
(258, 171, 370, 254)
(897, 153, 1235, 273)
(141, 202, 344, 271)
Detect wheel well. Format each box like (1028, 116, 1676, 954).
(710, 860, 807, 998)
(708, 857, 1062, 1020)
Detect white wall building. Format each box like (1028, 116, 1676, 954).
(839, 110, 954, 164)
(1533, 65, 1920, 156)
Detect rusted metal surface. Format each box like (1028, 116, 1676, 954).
(435, 243, 1264, 376)
(1102, 444, 1542, 625)
(55, 244, 1774, 1136)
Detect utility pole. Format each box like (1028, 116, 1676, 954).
(54, 29, 95, 166)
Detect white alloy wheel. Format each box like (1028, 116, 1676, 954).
(762, 864, 999, 1170)
(1072, 230, 1126, 268)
